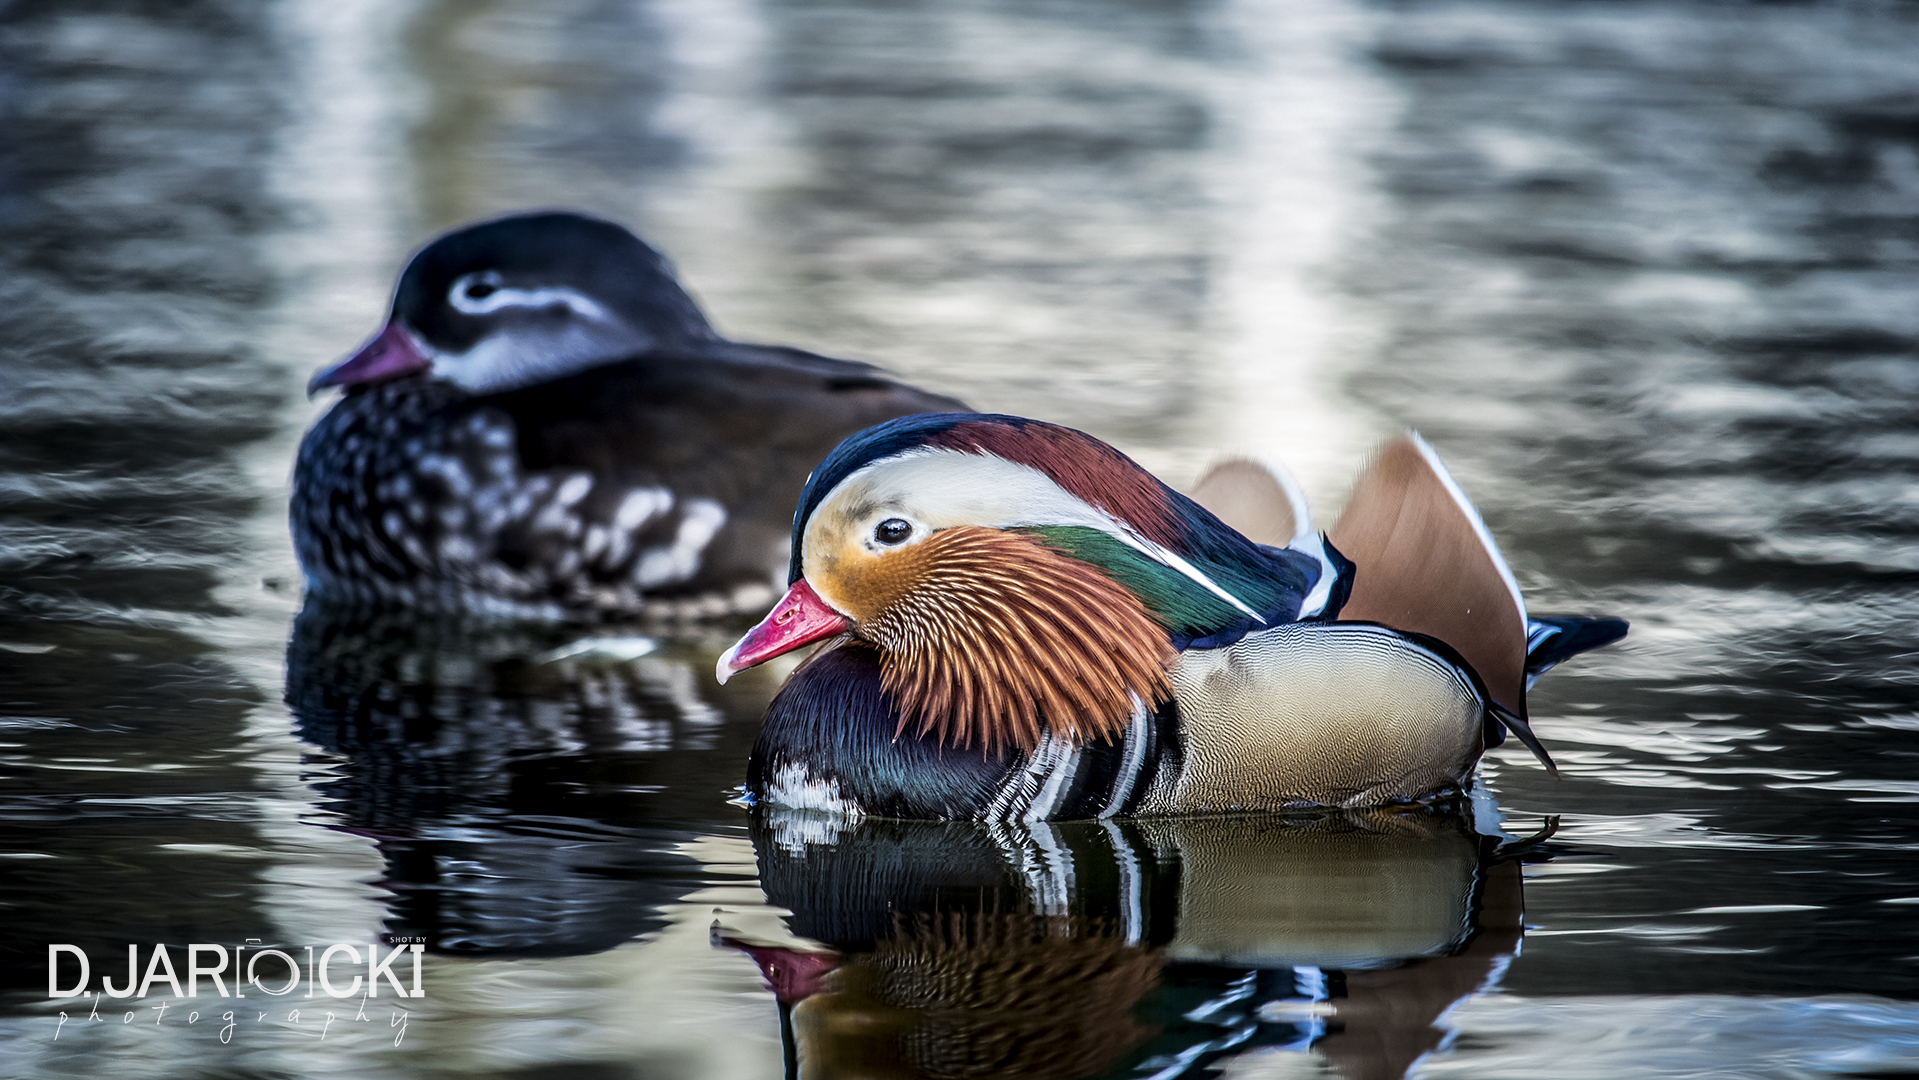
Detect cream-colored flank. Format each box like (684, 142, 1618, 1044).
(1159, 622, 1483, 811)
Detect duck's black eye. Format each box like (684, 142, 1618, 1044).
(449, 272, 504, 311)
(873, 518, 912, 545)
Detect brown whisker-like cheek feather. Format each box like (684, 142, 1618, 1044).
(861, 527, 1174, 754)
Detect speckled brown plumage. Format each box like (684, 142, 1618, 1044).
(292, 211, 968, 618)
(293, 345, 964, 617)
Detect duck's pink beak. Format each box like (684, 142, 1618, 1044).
(716, 579, 850, 684)
(308, 321, 430, 396)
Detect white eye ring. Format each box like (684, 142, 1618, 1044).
(449, 271, 506, 314)
(447, 272, 611, 322)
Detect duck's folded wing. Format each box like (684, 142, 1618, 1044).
(499, 347, 966, 479)
(700, 339, 941, 389)
(325, 350, 968, 605)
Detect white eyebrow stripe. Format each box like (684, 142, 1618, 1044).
(821, 447, 1265, 622)
(449, 274, 612, 322)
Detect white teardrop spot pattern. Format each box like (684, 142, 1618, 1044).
(292, 380, 761, 618)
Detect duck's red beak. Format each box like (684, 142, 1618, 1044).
(307, 321, 430, 396)
(716, 579, 850, 684)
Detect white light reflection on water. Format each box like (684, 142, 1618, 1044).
(1193, 0, 1396, 509)
(1539, 812, 1811, 853)
(1412, 996, 1919, 1080)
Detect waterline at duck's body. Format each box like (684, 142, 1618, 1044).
(727, 413, 1625, 821)
(751, 621, 1489, 822)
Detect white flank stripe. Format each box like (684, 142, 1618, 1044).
(1099, 693, 1153, 819)
(1112, 525, 1265, 622)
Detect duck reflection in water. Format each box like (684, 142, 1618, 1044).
(285, 601, 766, 956)
(728, 804, 1533, 1080)
(286, 604, 1536, 1076)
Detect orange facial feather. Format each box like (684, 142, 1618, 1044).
(856, 527, 1174, 754)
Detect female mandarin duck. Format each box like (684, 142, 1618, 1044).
(718, 413, 1626, 819)
(293, 211, 965, 618)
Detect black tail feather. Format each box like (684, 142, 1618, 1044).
(1488, 700, 1558, 777)
(1525, 615, 1629, 680)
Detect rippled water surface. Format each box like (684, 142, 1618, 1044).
(3, 0, 1917, 1077)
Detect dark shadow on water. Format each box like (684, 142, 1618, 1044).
(283, 601, 769, 957)
(731, 805, 1528, 1080)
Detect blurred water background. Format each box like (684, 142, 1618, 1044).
(2, 0, 1918, 1077)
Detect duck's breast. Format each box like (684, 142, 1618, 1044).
(1161, 623, 1485, 811)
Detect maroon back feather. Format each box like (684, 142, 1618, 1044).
(927, 420, 1184, 547)
(1189, 458, 1299, 547)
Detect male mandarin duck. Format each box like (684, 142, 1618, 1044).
(718, 413, 1626, 819)
(292, 211, 966, 618)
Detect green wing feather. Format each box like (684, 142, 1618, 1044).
(1016, 526, 1267, 640)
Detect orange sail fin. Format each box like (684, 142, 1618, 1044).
(1190, 457, 1307, 548)
(1329, 435, 1530, 722)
